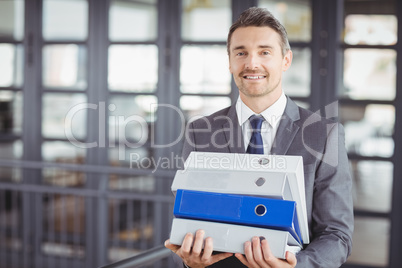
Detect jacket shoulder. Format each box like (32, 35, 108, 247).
(189, 106, 233, 128)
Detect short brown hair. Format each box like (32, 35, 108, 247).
(227, 7, 290, 56)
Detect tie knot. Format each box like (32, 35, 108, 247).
(249, 115, 264, 131)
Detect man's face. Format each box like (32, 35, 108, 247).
(228, 26, 292, 99)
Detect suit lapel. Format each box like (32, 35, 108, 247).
(217, 97, 300, 155)
(271, 97, 301, 155)
(223, 105, 245, 154)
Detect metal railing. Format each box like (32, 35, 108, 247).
(99, 245, 172, 268)
(0, 158, 176, 268)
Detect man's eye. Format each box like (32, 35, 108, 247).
(262, 51, 270, 55)
(237, 52, 245, 56)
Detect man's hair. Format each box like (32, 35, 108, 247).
(227, 7, 290, 57)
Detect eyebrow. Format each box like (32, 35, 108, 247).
(232, 45, 275, 51)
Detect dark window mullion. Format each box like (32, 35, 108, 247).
(389, 0, 402, 267)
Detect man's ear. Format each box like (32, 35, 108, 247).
(282, 50, 293, 72)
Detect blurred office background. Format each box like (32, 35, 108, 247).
(0, 0, 401, 267)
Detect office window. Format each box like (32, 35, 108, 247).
(259, 0, 312, 99)
(109, 0, 157, 41)
(341, 0, 397, 266)
(42, 45, 87, 90)
(342, 49, 396, 100)
(344, 15, 397, 45)
(108, 45, 158, 93)
(341, 104, 394, 158)
(282, 48, 311, 97)
(182, 0, 231, 41)
(0, 44, 24, 87)
(42, 0, 88, 41)
(180, 45, 231, 94)
(0, 0, 24, 40)
(259, 0, 311, 42)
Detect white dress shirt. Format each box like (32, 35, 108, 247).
(235, 92, 287, 154)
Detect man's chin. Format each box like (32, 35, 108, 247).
(240, 89, 270, 98)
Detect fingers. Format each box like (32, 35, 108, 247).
(192, 230, 205, 256)
(201, 236, 213, 261)
(180, 232, 194, 259)
(260, 238, 275, 263)
(252, 236, 265, 264)
(241, 236, 289, 268)
(164, 239, 180, 252)
(285, 251, 297, 266)
(244, 240, 260, 267)
(166, 230, 231, 267)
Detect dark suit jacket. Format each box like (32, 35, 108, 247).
(180, 97, 353, 268)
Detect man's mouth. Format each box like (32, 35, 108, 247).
(243, 75, 266, 79)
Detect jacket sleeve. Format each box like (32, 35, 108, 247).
(296, 123, 354, 267)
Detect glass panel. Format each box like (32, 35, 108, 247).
(43, 167, 86, 187)
(109, 0, 157, 41)
(351, 160, 392, 213)
(340, 104, 394, 157)
(108, 198, 155, 261)
(43, 45, 87, 89)
(182, 0, 231, 41)
(0, 167, 22, 182)
(42, 141, 86, 163)
(43, 93, 87, 139)
(0, 44, 24, 87)
(344, 15, 397, 45)
(0, 140, 22, 182)
(259, 0, 311, 42)
(109, 147, 151, 168)
(42, 194, 86, 258)
(283, 48, 310, 97)
(180, 96, 231, 121)
(342, 49, 396, 100)
(43, 0, 88, 40)
(0, 91, 23, 135)
(180, 45, 230, 94)
(346, 217, 389, 267)
(0, 0, 24, 40)
(108, 45, 158, 92)
(108, 95, 157, 166)
(0, 140, 23, 160)
(109, 175, 155, 192)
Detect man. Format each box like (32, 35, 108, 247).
(165, 7, 353, 268)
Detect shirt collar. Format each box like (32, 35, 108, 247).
(236, 92, 287, 128)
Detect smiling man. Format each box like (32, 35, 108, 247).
(165, 7, 353, 268)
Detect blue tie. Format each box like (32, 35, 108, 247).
(246, 115, 264, 154)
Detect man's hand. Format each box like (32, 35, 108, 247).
(235, 236, 297, 268)
(164, 229, 233, 268)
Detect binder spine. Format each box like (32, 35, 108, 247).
(174, 189, 302, 244)
(170, 218, 302, 258)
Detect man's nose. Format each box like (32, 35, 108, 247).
(245, 54, 260, 69)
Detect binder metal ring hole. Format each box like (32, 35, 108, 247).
(255, 204, 267, 216)
(255, 177, 266, 187)
(258, 158, 270, 165)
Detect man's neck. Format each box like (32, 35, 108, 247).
(240, 90, 282, 114)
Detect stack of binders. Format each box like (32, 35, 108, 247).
(169, 152, 309, 259)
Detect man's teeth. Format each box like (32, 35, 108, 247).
(245, 76, 265, 79)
